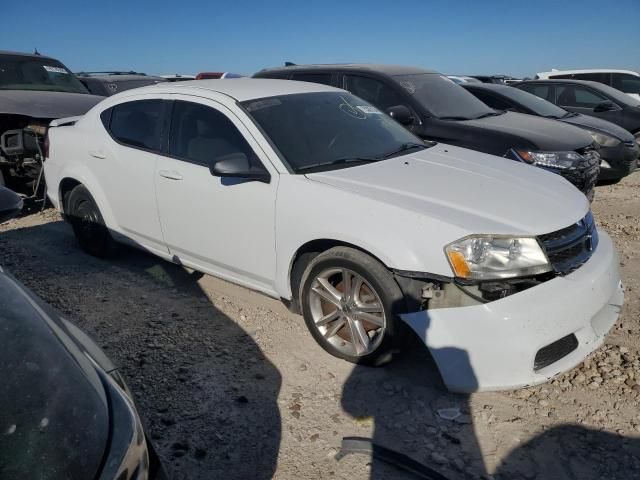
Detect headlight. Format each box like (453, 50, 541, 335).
(513, 149, 583, 170)
(445, 235, 552, 280)
(586, 130, 621, 147)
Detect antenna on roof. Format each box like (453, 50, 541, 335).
(34, 48, 41, 56)
(285, 62, 296, 67)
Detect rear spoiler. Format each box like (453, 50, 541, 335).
(49, 116, 82, 128)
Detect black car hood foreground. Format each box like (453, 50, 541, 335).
(0, 269, 109, 479)
(0, 90, 103, 119)
(461, 111, 593, 151)
(561, 113, 636, 142)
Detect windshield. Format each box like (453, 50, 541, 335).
(499, 86, 569, 118)
(0, 54, 89, 94)
(392, 73, 495, 120)
(243, 92, 426, 173)
(596, 82, 640, 107)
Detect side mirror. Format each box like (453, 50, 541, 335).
(593, 101, 618, 113)
(386, 105, 414, 125)
(0, 187, 23, 223)
(209, 152, 270, 183)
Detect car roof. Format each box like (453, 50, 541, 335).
(0, 50, 59, 61)
(256, 63, 438, 76)
(80, 74, 167, 82)
(463, 83, 512, 92)
(538, 68, 639, 77)
(516, 78, 611, 88)
(134, 78, 341, 101)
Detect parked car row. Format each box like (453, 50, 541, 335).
(463, 82, 639, 181)
(254, 64, 602, 199)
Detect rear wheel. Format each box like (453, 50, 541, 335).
(299, 247, 405, 366)
(66, 185, 117, 257)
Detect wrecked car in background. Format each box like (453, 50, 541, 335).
(0, 51, 102, 191)
(76, 71, 168, 96)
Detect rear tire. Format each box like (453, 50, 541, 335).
(66, 185, 117, 257)
(299, 247, 405, 366)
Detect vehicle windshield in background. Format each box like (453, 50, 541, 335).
(392, 73, 496, 120)
(596, 82, 640, 107)
(243, 92, 427, 173)
(0, 54, 89, 94)
(500, 87, 570, 118)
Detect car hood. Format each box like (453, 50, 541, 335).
(460, 111, 593, 151)
(306, 143, 589, 235)
(0, 268, 109, 479)
(561, 113, 636, 142)
(0, 90, 104, 119)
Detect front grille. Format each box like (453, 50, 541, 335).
(538, 212, 598, 275)
(534, 334, 579, 371)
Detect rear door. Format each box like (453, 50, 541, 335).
(98, 97, 169, 255)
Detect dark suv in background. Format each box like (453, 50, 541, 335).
(0, 51, 102, 191)
(76, 71, 167, 96)
(255, 64, 600, 199)
(514, 79, 640, 146)
(464, 82, 638, 182)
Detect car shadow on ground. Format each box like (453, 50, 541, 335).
(3, 218, 640, 480)
(340, 305, 640, 479)
(0, 219, 282, 480)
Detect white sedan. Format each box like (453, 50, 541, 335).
(44, 79, 624, 392)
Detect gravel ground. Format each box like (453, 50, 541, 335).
(1, 172, 639, 480)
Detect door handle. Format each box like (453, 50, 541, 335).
(158, 170, 183, 180)
(89, 150, 106, 159)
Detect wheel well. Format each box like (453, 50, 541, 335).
(59, 178, 82, 214)
(288, 239, 389, 313)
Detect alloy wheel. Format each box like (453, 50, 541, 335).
(308, 267, 386, 356)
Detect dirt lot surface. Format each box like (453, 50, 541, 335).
(1, 173, 640, 480)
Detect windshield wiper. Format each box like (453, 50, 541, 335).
(438, 116, 471, 121)
(378, 142, 428, 159)
(296, 157, 380, 173)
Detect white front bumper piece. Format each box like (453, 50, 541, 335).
(401, 231, 624, 393)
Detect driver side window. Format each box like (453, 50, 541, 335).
(168, 101, 257, 166)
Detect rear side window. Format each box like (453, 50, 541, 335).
(168, 101, 255, 165)
(572, 72, 610, 84)
(290, 73, 333, 86)
(612, 73, 640, 94)
(107, 100, 164, 151)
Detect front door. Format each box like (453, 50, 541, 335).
(154, 97, 278, 295)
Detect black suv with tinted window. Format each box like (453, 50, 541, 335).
(254, 64, 600, 200)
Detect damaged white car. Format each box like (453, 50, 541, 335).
(44, 79, 624, 392)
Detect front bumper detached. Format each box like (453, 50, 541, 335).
(400, 231, 623, 393)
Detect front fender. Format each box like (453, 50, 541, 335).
(274, 176, 464, 299)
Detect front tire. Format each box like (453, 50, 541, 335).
(66, 185, 117, 257)
(299, 247, 405, 366)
